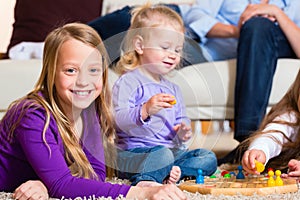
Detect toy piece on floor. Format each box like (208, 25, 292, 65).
(196, 169, 204, 184)
(224, 173, 231, 178)
(266, 167, 273, 178)
(275, 170, 283, 186)
(255, 160, 265, 173)
(267, 170, 275, 187)
(236, 165, 245, 179)
(221, 170, 229, 177)
(168, 96, 176, 105)
(229, 171, 236, 176)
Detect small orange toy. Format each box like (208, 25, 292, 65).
(169, 96, 176, 105)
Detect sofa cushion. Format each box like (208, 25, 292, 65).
(167, 59, 300, 120)
(1, 59, 299, 120)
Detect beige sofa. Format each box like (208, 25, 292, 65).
(1, 58, 299, 121)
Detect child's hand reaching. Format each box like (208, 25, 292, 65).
(142, 93, 176, 119)
(281, 159, 300, 178)
(173, 122, 192, 141)
(242, 149, 266, 175)
(13, 180, 48, 200)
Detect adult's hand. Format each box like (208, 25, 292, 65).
(238, 3, 279, 28)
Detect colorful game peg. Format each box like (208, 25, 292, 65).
(275, 170, 283, 186)
(255, 160, 265, 173)
(267, 170, 275, 187)
(229, 171, 236, 176)
(169, 96, 177, 105)
(236, 165, 245, 179)
(224, 173, 231, 178)
(196, 169, 204, 184)
(221, 170, 229, 177)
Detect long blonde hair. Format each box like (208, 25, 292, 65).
(3, 23, 116, 179)
(240, 69, 300, 170)
(115, 3, 184, 75)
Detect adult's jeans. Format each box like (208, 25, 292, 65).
(117, 145, 217, 185)
(234, 17, 296, 142)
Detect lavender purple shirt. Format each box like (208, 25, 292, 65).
(113, 69, 190, 150)
(0, 98, 130, 198)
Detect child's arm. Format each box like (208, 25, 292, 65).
(243, 113, 297, 174)
(17, 107, 130, 198)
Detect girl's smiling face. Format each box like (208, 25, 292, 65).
(55, 38, 103, 114)
(136, 25, 184, 81)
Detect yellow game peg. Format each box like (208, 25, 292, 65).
(255, 160, 265, 173)
(267, 170, 275, 187)
(275, 170, 283, 186)
(169, 96, 177, 105)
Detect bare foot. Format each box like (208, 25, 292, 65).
(166, 166, 181, 184)
(136, 181, 162, 187)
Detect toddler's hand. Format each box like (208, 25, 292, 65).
(143, 93, 175, 117)
(173, 122, 192, 141)
(242, 149, 266, 175)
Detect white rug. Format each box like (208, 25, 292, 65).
(1, 190, 300, 200)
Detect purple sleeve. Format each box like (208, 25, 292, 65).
(84, 147, 106, 182)
(15, 107, 130, 199)
(113, 76, 146, 132)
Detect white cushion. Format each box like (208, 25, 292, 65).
(1, 59, 300, 120)
(166, 59, 300, 120)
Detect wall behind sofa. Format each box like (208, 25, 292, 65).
(0, 0, 15, 53)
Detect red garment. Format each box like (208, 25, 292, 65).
(7, 0, 102, 53)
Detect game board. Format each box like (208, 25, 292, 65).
(178, 175, 299, 196)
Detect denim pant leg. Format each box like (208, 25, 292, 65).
(88, 6, 133, 65)
(234, 17, 296, 142)
(117, 145, 175, 185)
(173, 148, 217, 178)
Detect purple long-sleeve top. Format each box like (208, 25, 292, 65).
(113, 69, 190, 150)
(0, 98, 130, 199)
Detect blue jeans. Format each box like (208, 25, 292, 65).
(117, 145, 217, 185)
(234, 17, 296, 142)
